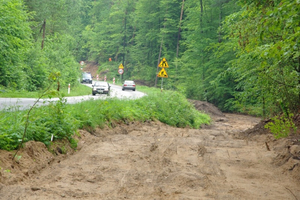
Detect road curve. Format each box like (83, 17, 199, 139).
(0, 83, 146, 111)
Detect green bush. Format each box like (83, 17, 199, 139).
(0, 90, 210, 151)
(265, 114, 297, 139)
(69, 90, 210, 129)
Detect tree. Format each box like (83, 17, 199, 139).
(0, 0, 32, 88)
(223, 0, 300, 116)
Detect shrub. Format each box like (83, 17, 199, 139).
(265, 113, 297, 139)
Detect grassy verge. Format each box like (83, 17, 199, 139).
(0, 84, 91, 98)
(0, 89, 210, 151)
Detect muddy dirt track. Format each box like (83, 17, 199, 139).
(1, 110, 300, 199)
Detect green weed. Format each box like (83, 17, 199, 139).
(265, 113, 297, 139)
(15, 155, 22, 162)
(0, 89, 210, 151)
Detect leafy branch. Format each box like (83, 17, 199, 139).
(13, 72, 60, 161)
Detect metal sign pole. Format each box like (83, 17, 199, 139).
(161, 77, 163, 91)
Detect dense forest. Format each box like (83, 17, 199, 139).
(1, 0, 299, 117)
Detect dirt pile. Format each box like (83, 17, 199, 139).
(232, 117, 300, 186)
(81, 62, 99, 78)
(0, 131, 93, 185)
(0, 141, 55, 185)
(189, 99, 225, 119)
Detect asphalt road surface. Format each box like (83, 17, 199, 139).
(0, 82, 145, 110)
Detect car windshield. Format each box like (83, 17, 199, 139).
(95, 82, 107, 87)
(83, 74, 91, 79)
(124, 81, 134, 84)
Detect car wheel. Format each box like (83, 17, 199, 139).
(122, 89, 124, 91)
(92, 93, 96, 96)
(133, 89, 135, 91)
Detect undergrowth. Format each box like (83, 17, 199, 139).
(264, 113, 297, 139)
(0, 90, 210, 151)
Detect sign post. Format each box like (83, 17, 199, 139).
(157, 58, 169, 91)
(68, 83, 70, 94)
(118, 64, 124, 83)
(118, 68, 124, 75)
(80, 61, 84, 70)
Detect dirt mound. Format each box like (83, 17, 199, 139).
(233, 117, 300, 186)
(189, 99, 225, 119)
(237, 119, 272, 138)
(0, 141, 55, 185)
(82, 61, 99, 78)
(0, 130, 96, 185)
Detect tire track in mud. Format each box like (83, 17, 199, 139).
(0, 114, 300, 200)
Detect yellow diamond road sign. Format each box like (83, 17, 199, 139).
(157, 68, 168, 78)
(119, 64, 124, 69)
(158, 58, 169, 68)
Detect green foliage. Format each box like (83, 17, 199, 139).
(0, 0, 32, 89)
(265, 113, 297, 139)
(4, 0, 300, 122)
(146, 91, 211, 128)
(27, 97, 80, 145)
(69, 90, 210, 129)
(0, 108, 25, 150)
(0, 0, 83, 92)
(222, 0, 300, 115)
(0, 96, 79, 151)
(0, 89, 210, 151)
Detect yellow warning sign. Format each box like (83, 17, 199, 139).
(119, 64, 124, 69)
(158, 58, 169, 68)
(157, 68, 168, 78)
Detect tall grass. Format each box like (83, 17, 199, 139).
(0, 90, 210, 151)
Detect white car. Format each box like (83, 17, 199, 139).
(122, 80, 136, 91)
(92, 81, 110, 96)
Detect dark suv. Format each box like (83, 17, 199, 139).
(81, 72, 92, 84)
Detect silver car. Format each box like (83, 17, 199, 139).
(122, 80, 136, 91)
(92, 81, 110, 96)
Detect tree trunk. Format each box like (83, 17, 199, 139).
(218, 2, 223, 43)
(176, 0, 185, 58)
(200, 0, 203, 32)
(40, 19, 46, 49)
(122, 11, 127, 80)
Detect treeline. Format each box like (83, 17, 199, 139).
(0, 0, 83, 91)
(1, 0, 299, 116)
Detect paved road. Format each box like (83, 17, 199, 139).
(0, 83, 145, 110)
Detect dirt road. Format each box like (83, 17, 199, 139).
(1, 112, 300, 199)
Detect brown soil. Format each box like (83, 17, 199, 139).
(0, 100, 300, 199)
(81, 61, 100, 79)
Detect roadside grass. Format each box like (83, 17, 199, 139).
(135, 85, 161, 95)
(62, 84, 91, 97)
(0, 84, 91, 98)
(0, 89, 210, 151)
